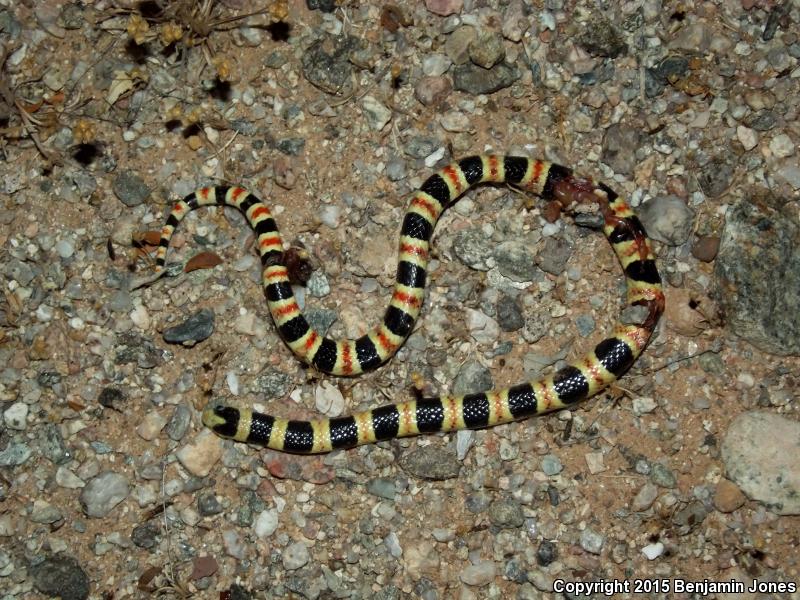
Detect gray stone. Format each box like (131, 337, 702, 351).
(452, 62, 520, 95)
(198, 492, 224, 516)
(697, 156, 735, 198)
(445, 25, 477, 64)
(131, 522, 159, 548)
(602, 124, 644, 176)
(361, 95, 392, 130)
(577, 15, 626, 57)
(502, 0, 530, 42)
(637, 195, 695, 246)
(469, 31, 505, 69)
(645, 55, 690, 98)
(672, 501, 708, 535)
(0, 441, 32, 466)
(253, 367, 291, 398)
(650, 463, 677, 488)
(632, 482, 658, 511)
(112, 172, 150, 207)
(305, 307, 337, 335)
(399, 447, 460, 480)
(744, 109, 777, 132)
(669, 22, 710, 52)
(163, 308, 215, 345)
(496, 294, 524, 331)
(282, 541, 310, 570)
(460, 561, 496, 586)
(115, 331, 170, 368)
(536, 237, 572, 275)
(715, 196, 800, 355)
(405, 135, 441, 159)
(31, 556, 89, 600)
(453, 226, 494, 270)
(722, 412, 800, 515)
(537, 540, 557, 566)
(39, 423, 71, 464)
(366, 477, 396, 500)
(488, 498, 524, 528)
(540, 454, 563, 476)
(452, 360, 493, 396)
(276, 137, 305, 156)
(494, 239, 539, 281)
(579, 527, 605, 554)
(80, 471, 130, 517)
(165, 404, 191, 441)
(302, 35, 361, 94)
(575, 314, 595, 337)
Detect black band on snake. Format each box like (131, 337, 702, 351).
(153, 155, 665, 454)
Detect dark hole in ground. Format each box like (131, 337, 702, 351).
(124, 39, 149, 63)
(182, 123, 202, 138)
(136, 0, 164, 20)
(267, 21, 291, 42)
(73, 143, 102, 166)
(209, 78, 232, 101)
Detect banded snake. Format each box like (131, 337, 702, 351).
(153, 156, 665, 454)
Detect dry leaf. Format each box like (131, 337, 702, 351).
(107, 70, 135, 105)
(184, 252, 223, 273)
(137, 566, 162, 591)
(132, 230, 163, 247)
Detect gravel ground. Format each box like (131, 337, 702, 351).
(1, 0, 799, 599)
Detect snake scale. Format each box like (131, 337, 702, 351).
(154, 155, 665, 454)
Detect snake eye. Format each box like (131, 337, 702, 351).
(202, 405, 240, 438)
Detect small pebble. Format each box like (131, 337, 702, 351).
(384, 532, 403, 558)
(361, 95, 392, 130)
(31, 556, 89, 600)
(540, 455, 563, 476)
(366, 477, 396, 500)
(3, 402, 28, 430)
(632, 482, 659, 511)
(55, 239, 74, 258)
(112, 171, 150, 207)
(460, 561, 495, 586)
(319, 205, 341, 228)
(637, 196, 694, 246)
(632, 396, 657, 415)
(56, 466, 85, 489)
(79, 471, 130, 518)
(314, 381, 345, 417)
(579, 528, 605, 554)
(282, 541, 310, 570)
(537, 541, 557, 566)
(650, 463, 678, 488)
(422, 54, 452, 77)
(641, 542, 664, 560)
(135, 411, 168, 441)
(714, 478, 746, 513)
(488, 498, 524, 529)
(769, 133, 795, 158)
(584, 452, 606, 474)
(425, 0, 463, 17)
(223, 529, 246, 559)
(163, 308, 215, 345)
(691, 235, 720, 262)
(176, 430, 223, 477)
(737, 125, 759, 150)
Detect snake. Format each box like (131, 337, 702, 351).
(153, 155, 665, 454)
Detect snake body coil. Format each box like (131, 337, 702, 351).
(155, 156, 665, 454)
